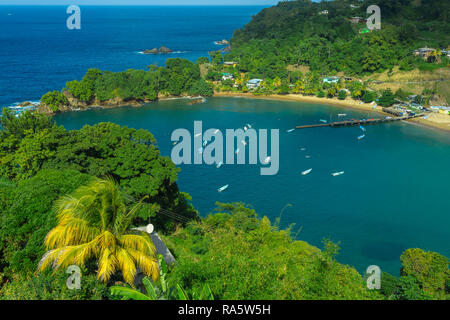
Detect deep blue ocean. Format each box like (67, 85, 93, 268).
(1, 6, 450, 276)
(0, 5, 264, 106)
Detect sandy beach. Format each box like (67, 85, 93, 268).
(214, 92, 450, 133)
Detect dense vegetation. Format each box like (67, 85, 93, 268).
(37, 1, 449, 113)
(38, 59, 214, 113)
(1, 1, 449, 300)
(163, 202, 449, 300)
(0, 112, 448, 300)
(0, 112, 450, 299)
(227, 0, 449, 78)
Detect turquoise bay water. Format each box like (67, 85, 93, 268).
(54, 97, 450, 275)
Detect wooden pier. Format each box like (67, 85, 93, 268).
(295, 113, 423, 130)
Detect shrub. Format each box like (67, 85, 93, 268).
(338, 90, 347, 100)
(400, 248, 449, 299)
(0, 169, 93, 277)
(40, 91, 68, 112)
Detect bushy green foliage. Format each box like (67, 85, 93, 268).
(165, 202, 380, 300)
(0, 269, 110, 300)
(188, 79, 214, 96)
(338, 90, 347, 100)
(0, 169, 93, 278)
(196, 57, 210, 65)
(65, 68, 102, 102)
(0, 112, 197, 231)
(400, 248, 449, 299)
(41, 59, 204, 112)
(228, 0, 449, 78)
(378, 89, 395, 107)
(362, 90, 378, 103)
(40, 91, 68, 112)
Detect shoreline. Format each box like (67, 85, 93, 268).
(213, 92, 450, 133)
(24, 92, 450, 133)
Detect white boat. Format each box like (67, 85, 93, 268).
(198, 147, 203, 154)
(241, 140, 247, 146)
(360, 125, 366, 132)
(300, 147, 306, 151)
(320, 119, 327, 123)
(235, 148, 240, 154)
(244, 126, 248, 131)
(247, 124, 252, 129)
(338, 114, 347, 117)
(214, 129, 220, 134)
(287, 128, 295, 133)
(305, 155, 311, 159)
(218, 184, 229, 192)
(194, 133, 201, 138)
(332, 171, 344, 176)
(263, 156, 271, 164)
(357, 134, 365, 140)
(301, 168, 312, 175)
(203, 140, 208, 147)
(216, 161, 223, 168)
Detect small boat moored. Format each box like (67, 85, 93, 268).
(301, 168, 312, 175)
(218, 184, 229, 192)
(332, 171, 344, 176)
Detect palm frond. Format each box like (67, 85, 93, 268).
(97, 247, 118, 283)
(116, 248, 137, 285)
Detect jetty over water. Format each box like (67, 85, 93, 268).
(295, 113, 424, 130)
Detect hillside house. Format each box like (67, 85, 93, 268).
(221, 73, 234, 81)
(413, 47, 436, 60)
(348, 17, 366, 24)
(246, 79, 263, 89)
(323, 76, 340, 84)
(224, 61, 238, 67)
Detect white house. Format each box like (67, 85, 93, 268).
(221, 73, 234, 81)
(246, 79, 263, 89)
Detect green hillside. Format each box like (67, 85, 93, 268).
(226, 0, 449, 78)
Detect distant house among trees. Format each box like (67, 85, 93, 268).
(348, 17, 366, 24)
(221, 73, 234, 81)
(323, 76, 339, 84)
(413, 47, 436, 59)
(319, 10, 328, 15)
(246, 79, 263, 89)
(223, 61, 238, 67)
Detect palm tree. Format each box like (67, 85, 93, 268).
(38, 178, 159, 285)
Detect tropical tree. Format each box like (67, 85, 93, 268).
(38, 178, 159, 285)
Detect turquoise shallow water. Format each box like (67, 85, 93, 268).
(53, 97, 450, 275)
